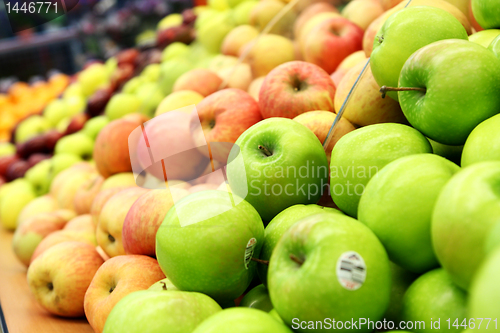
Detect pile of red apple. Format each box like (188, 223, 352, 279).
(1, 0, 500, 332)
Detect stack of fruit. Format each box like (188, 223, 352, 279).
(1, 0, 500, 332)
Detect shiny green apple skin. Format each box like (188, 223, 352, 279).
(469, 29, 500, 47)
(401, 269, 467, 333)
(103, 290, 222, 333)
(54, 133, 94, 160)
(471, 0, 500, 30)
(489, 34, 500, 59)
(358, 154, 460, 273)
(371, 6, 468, 100)
(156, 191, 264, 304)
(461, 114, 500, 167)
(398, 39, 500, 146)
(432, 161, 500, 290)
(258, 204, 342, 286)
(268, 212, 391, 333)
(330, 123, 432, 218)
(82, 116, 110, 141)
(192, 307, 293, 333)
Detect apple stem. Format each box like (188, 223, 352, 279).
(379, 86, 426, 98)
(289, 254, 304, 266)
(251, 257, 270, 265)
(258, 145, 272, 157)
(160, 281, 167, 291)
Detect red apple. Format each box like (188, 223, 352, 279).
(90, 186, 133, 228)
(122, 188, 189, 256)
(96, 187, 149, 258)
(84, 255, 165, 333)
(30, 229, 97, 263)
(115, 48, 140, 68)
(5, 159, 30, 181)
(293, 2, 339, 38)
(293, 110, 356, 164)
(173, 69, 223, 97)
(93, 117, 143, 178)
(259, 61, 336, 119)
(28, 241, 104, 317)
(0, 154, 20, 177)
(303, 16, 364, 74)
(190, 88, 262, 160)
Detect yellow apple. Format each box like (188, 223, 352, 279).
(155, 90, 205, 117)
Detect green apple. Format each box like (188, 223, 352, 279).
(398, 39, 500, 145)
(135, 82, 165, 117)
(156, 190, 264, 303)
(468, 246, 500, 327)
(192, 307, 293, 333)
(64, 95, 86, 114)
(268, 308, 283, 323)
(161, 42, 190, 62)
(484, 221, 500, 255)
(330, 123, 432, 218)
(226, 0, 247, 8)
(148, 277, 178, 292)
(25, 160, 52, 196)
(159, 59, 194, 95)
(227, 118, 329, 222)
(141, 64, 161, 83)
(104, 93, 142, 121)
(0, 179, 36, 230)
(401, 268, 467, 333)
(428, 138, 463, 166)
(232, 0, 259, 25)
(155, 90, 204, 117)
(78, 63, 109, 97)
(48, 153, 82, 181)
(208, 0, 229, 11)
(157, 13, 183, 31)
(469, 29, 500, 47)
(197, 11, 235, 54)
(44, 99, 68, 127)
(56, 117, 71, 133)
(258, 204, 343, 286)
(240, 284, 273, 312)
(103, 290, 222, 333)
(17, 195, 57, 226)
(461, 114, 500, 167)
(489, 34, 500, 58)
(471, 0, 500, 29)
(55, 133, 94, 160)
(268, 212, 391, 333)
(384, 262, 418, 323)
(371, 6, 468, 100)
(0, 142, 15, 157)
(122, 76, 146, 95)
(432, 161, 500, 290)
(105, 57, 118, 76)
(82, 116, 110, 141)
(358, 154, 460, 273)
(15, 115, 51, 143)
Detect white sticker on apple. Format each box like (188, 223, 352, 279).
(244, 238, 257, 269)
(336, 251, 367, 290)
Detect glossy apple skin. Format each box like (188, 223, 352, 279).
(334, 61, 407, 127)
(227, 118, 329, 222)
(240, 284, 273, 312)
(432, 162, 500, 290)
(401, 269, 467, 333)
(259, 61, 336, 119)
(461, 114, 500, 167)
(84, 255, 165, 333)
(489, 34, 500, 58)
(303, 17, 364, 75)
(192, 307, 293, 333)
(28, 242, 104, 317)
(103, 290, 222, 333)
(330, 123, 432, 218)
(358, 154, 460, 273)
(268, 213, 391, 333)
(398, 39, 500, 146)
(469, 29, 500, 47)
(471, 0, 500, 29)
(468, 247, 500, 322)
(258, 204, 342, 286)
(371, 6, 469, 100)
(156, 190, 264, 304)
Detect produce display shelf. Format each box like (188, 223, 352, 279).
(0, 228, 93, 333)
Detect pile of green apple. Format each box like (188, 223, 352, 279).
(1, 0, 500, 332)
